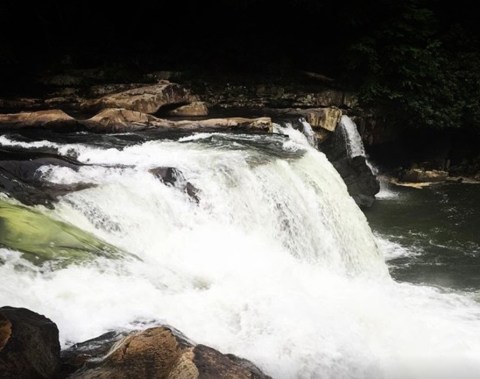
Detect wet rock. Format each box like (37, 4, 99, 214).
(320, 122, 379, 208)
(332, 156, 380, 208)
(68, 327, 270, 379)
(0, 307, 60, 379)
(0, 110, 78, 130)
(167, 101, 209, 117)
(400, 168, 448, 183)
(150, 167, 199, 202)
(86, 81, 197, 114)
(0, 157, 92, 207)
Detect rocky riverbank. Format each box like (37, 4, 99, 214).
(0, 307, 271, 379)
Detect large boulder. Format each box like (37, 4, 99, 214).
(0, 307, 60, 379)
(0, 110, 78, 130)
(87, 82, 197, 114)
(67, 327, 271, 379)
(331, 156, 380, 208)
(320, 118, 380, 208)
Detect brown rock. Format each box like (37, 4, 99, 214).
(83, 108, 172, 132)
(0, 314, 12, 352)
(83, 108, 272, 133)
(300, 107, 342, 132)
(168, 102, 209, 117)
(69, 327, 270, 379)
(0, 307, 60, 379)
(88, 82, 197, 114)
(0, 109, 77, 130)
(401, 168, 448, 183)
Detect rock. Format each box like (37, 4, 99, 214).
(83, 108, 170, 132)
(0, 307, 60, 379)
(167, 101, 209, 117)
(150, 167, 199, 202)
(0, 157, 93, 207)
(68, 326, 270, 379)
(175, 117, 272, 132)
(0, 110, 78, 130)
(88, 82, 197, 114)
(320, 121, 380, 208)
(83, 108, 272, 133)
(301, 107, 342, 132)
(400, 168, 448, 183)
(331, 156, 380, 208)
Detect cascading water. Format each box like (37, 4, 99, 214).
(1, 126, 480, 379)
(339, 115, 366, 159)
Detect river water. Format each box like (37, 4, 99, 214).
(1, 127, 480, 379)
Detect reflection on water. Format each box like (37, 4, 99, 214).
(367, 183, 480, 291)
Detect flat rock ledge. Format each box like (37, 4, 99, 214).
(0, 307, 271, 379)
(0, 108, 272, 133)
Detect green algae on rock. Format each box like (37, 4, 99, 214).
(0, 199, 128, 265)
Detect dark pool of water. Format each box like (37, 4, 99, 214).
(366, 183, 480, 291)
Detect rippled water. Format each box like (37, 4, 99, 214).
(368, 183, 480, 291)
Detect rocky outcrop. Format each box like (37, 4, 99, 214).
(83, 108, 168, 132)
(0, 156, 92, 207)
(400, 168, 448, 183)
(67, 326, 270, 379)
(0, 307, 60, 379)
(167, 101, 209, 117)
(0, 110, 78, 130)
(332, 156, 380, 207)
(150, 167, 199, 202)
(319, 118, 380, 208)
(86, 82, 197, 114)
(83, 108, 272, 133)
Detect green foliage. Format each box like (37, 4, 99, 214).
(345, 0, 480, 129)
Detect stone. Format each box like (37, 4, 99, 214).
(0, 307, 60, 379)
(68, 327, 270, 379)
(83, 108, 272, 133)
(168, 101, 209, 117)
(400, 168, 448, 183)
(320, 121, 380, 208)
(0, 110, 78, 130)
(300, 107, 342, 132)
(88, 82, 197, 114)
(83, 108, 170, 132)
(149, 167, 199, 202)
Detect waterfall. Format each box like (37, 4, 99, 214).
(339, 115, 366, 158)
(1, 131, 480, 379)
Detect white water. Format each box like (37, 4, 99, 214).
(339, 115, 366, 158)
(2, 130, 480, 378)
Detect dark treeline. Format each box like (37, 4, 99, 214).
(1, 0, 479, 129)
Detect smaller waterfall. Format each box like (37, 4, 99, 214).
(339, 115, 366, 158)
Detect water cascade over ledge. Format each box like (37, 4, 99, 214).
(1, 126, 480, 378)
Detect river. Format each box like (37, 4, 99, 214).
(1, 125, 480, 379)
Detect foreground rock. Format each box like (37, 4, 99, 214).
(0, 110, 78, 130)
(86, 82, 197, 114)
(67, 326, 270, 379)
(0, 307, 60, 379)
